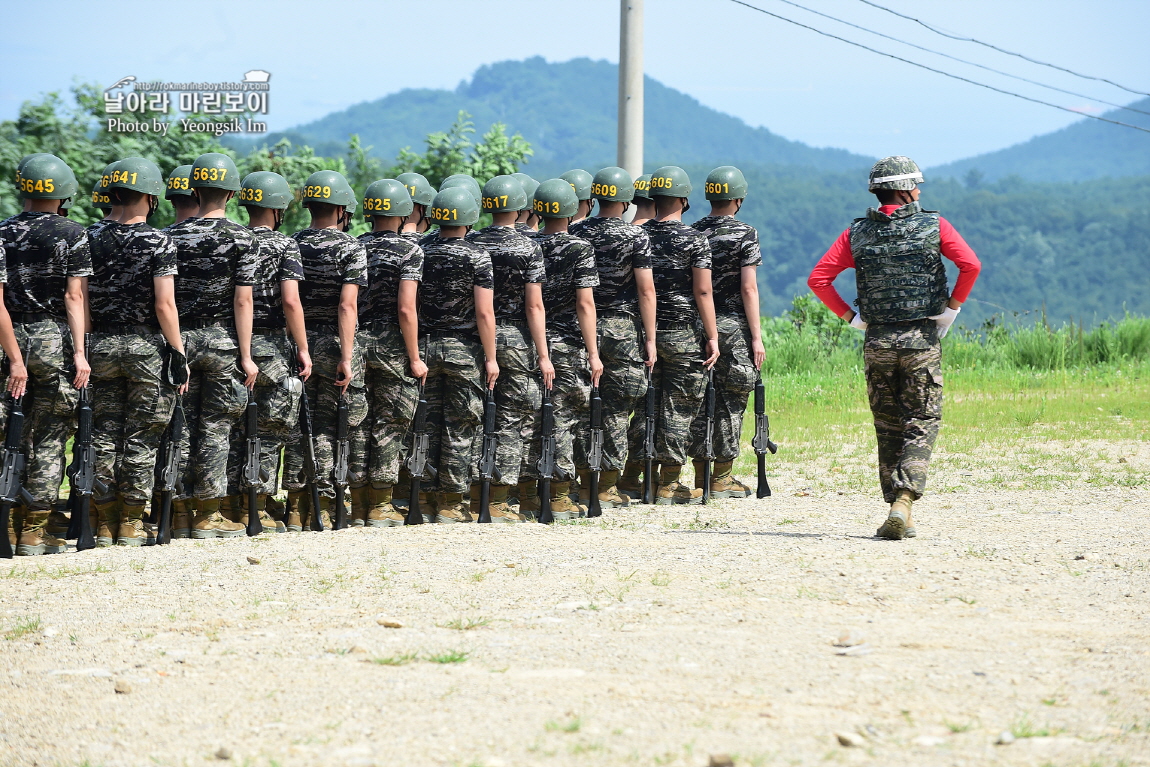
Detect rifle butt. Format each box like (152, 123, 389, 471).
(477, 480, 491, 524)
(156, 492, 173, 545)
(405, 477, 423, 525)
(65, 494, 79, 539)
(0, 502, 12, 558)
(309, 486, 324, 532)
(642, 459, 653, 504)
(333, 486, 347, 530)
(75, 496, 96, 551)
(702, 462, 712, 504)
(246, 487, 262, 536)
(538, 478, 554, 524)
(587, 471, 601, 518)
(757, 454, 771, 498)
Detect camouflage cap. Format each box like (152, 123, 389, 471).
(868, 156, 923, 191)
(165, 165, 193, 199)
(302, 169, 357, 211)
(560, 169, 593, 201)
(704, 165, 748, 201)
(396, 172, 435, 206)
(190, 152, 241, 191)
(591, 166, 635, 202)
(439, 174, 482, 207)
(633, 174, 652, 200)
(431, 186, 480, 226)
(240, 171, 293, 210)
(533, 178, 579, 219)
(363, 178, 414, 217)
(511, 173, 539, 209)
(481, 175, 527, 213)
(17, 153, 78, 200)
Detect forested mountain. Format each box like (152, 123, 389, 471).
(931, 98, 1150, 183)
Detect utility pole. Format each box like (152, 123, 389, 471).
(617, 0, 644, 181)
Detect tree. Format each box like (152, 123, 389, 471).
(386, 110, 533, 188)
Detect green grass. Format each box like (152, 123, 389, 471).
(426, 650, 469, 664)
(545, 716, 583, 733)
(371, 653, 418, 666)
(438, 616, 490, 631)
(3, 615, 41, 640)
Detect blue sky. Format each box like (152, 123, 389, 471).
(3, 0, 1148, 166)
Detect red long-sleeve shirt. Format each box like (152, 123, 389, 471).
(807, 205, 982, 318)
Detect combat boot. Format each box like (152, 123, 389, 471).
(265, 494, 286, 522)
(656, 465, 703, 505)
(116, 504, 148, 546)
(434, 492, 472, 524)
(877, 490, 917, 540)
(350, 486, 370, 527)
(285, 491, 306, 532)
(696, 460, 752, 499)
(367, 485, 404, 528)
(549, 481, 584, 521)
(516, 479, 540, 520)
(93, 498, 118, 547)
(220, 495, 244, 524)
(16, 509, 66, 556)
(46, 503, 71, 538)
(578, 469, 630, 509)
(418, 491, 436, 524)
(488, 484, 525, 523)
(191, 498, 246, 539)
(468, 481, 483, 518)
(248, 493, 282, 534)
(315, 496, 334, 530)
(171, 499, 194, 539)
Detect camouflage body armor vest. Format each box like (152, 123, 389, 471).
(849, 202, 948, 324)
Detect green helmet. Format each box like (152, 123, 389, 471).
(106, 157, 165, 197)
(240, 171, 293, 210)
(633, 174, 652, 200)
(481, 175, 526, 213)
(363, 178, 413, 217)
(560, 169, 593, 201)
(533, 178, 579, 219)
(430, 186, 480, 227)
(649, 166, 691, 198)
(301, 170, 357, 211)
(189, 152, 241, 191)
(396, 172, 435, 206)
(704, 165, 748, 201)
(868, 156, 923, 191)
(439, 174, 482, 207)
(591, 166, 634, 202)
(91, 177, 113, 210)
(17, 154, 78, 200)
(165, 165, 193, 199)
(15, 153, 53, 196)
(511, 173, 539, 210)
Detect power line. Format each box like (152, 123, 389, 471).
(725, 0, 1150, 135)
(855, 0, 1150, 99)
(771, 0, 1150, 118)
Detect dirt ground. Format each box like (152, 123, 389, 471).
(2, 459, 1148, 767)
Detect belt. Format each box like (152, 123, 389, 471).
(656, 321, 697, 331)
(92, 322, 160, 334)
(14, 312, 57, 324)
(496, 318, 528, 327)
(183, 317, 233, 330)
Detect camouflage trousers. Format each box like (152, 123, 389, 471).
(688, 315, 760, 462)
(863, 344, 943, 503)
(421, 333, 484, 494)
(627, 326, 706, 467)
(89, 329, 176, 505)
(0, 319, 78, 510)
(225, 330, 302, 496)
(282, 329, 366, 498)
(596, 313, 647, 472)
(523, 336, 590, 481)
(356, 322, 418, 488)
(176, 325, 248, 500)
(470, 323, 540, 487)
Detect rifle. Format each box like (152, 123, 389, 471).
(332, 391, 350, 530)
(751, 378, 778, 498)
(241, 392, 270, 536)
(297, 378, 324, 532)
(536, 385, 556, 524)
(476, 387, 499, 524)
(154, 396, 185, 545)
(586, 385, 603, 517)
(0, 392, 34, 559)
(65, 334, 100, 550)
(404, 382, 435, 525)
(641, 366, 657, 504)
(701, 369, 716, 504)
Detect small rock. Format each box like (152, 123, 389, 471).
(349, 645, 368, 654)
(835, 731, 865, 747)
(246, 556, 260, 565)
(913, 735, 945, 747)
(708, 755, 734, 767)
(1118, 456, 1128, 463)
(41, 626, 59, 638)
(835, 629, 864, 647)
(113, 679, 132, 694)
(835, 643, 872, 656)
(504, 562, 517, 568)
(376, 617, 403, 628)
(215, 746, 233, 760)
(996, 731, 1015, 745)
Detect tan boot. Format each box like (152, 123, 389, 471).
(487, 484, 525, 523)
(285, 491, 306, 532)
(171, 499, 194, 539)
(877, 490, 917, 540)
(516, 479, 540, 519)
(468, 482, 483, 517)
(16, 510, 66, 556)
(116, 504, 148, 546)
(192, 498, 246, 539)
(367, 485, 404, 528)
(220, 495, 244, 524)
(350, 486, 370, 527)
(656, 465, 703, 505)
(617, 462, 644, 500)
(418, 491, 436, 524)
(93, 498, 118, 547)
(549, 481, 584, 521)
(579, 469, 629, 509)
(434, 492, 472, 524)
(46, 506, 71, 538)
(704, 460, 752, 499)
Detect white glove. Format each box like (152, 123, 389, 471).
(849, 313, 867, 331)
(928, 306, 960, 338)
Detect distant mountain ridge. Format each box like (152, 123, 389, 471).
(931, 97, 1150, 183)
(231, 57, 873, 176)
